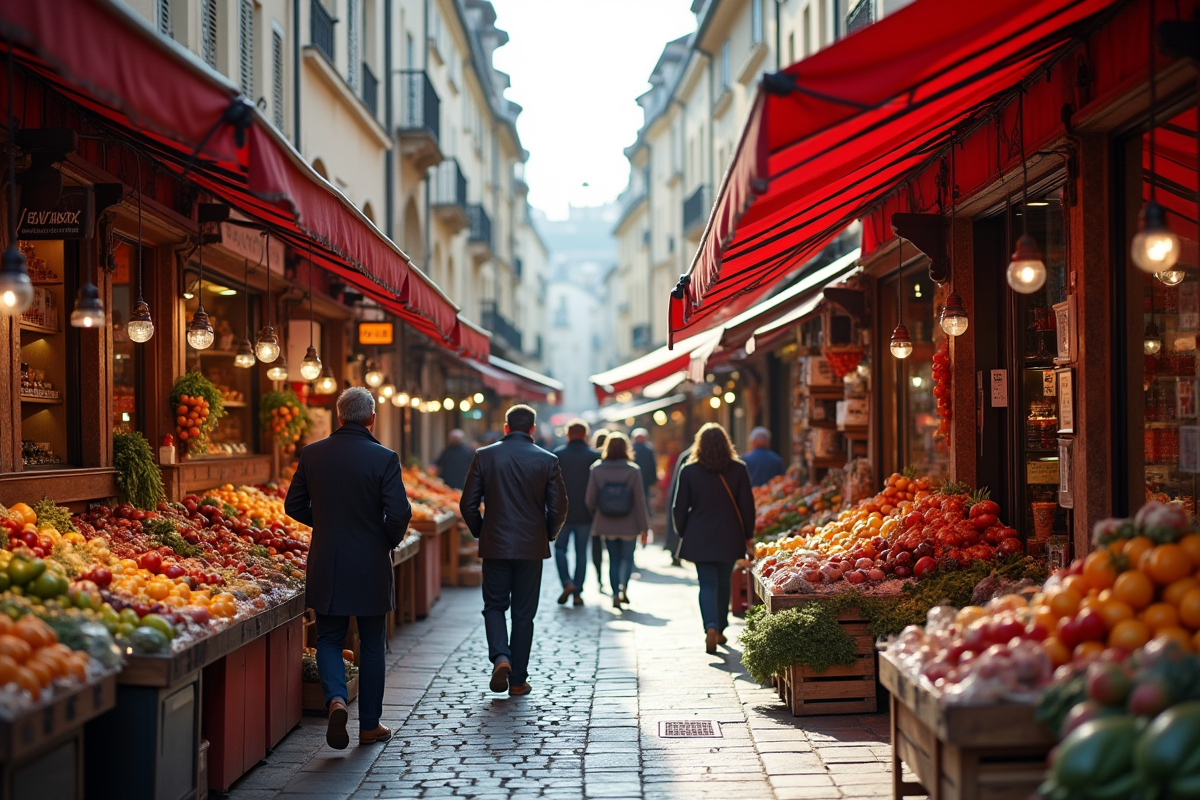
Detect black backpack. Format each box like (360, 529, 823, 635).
(597, 481, 633, 517)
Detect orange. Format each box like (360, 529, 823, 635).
(0, 615, 13, 637)
(0, 635, 32, 664)
(1152, 627, 1194, 652)
(1031, 607, 1057, 633)
(24, 657, 53, 688)
(1061, 575, 1088, 597)
(13, 666, 39, 701)
(13, 618, 55, 650)
(1180, 534, 1200, 568)
(1163, 577, 1199, 607)
(1141, 603, 1180, 632)
(64, 654, 87, 682)
(1143, 544, 1194, 586)
(1124, 536, 1155, 566)
(1098, 599, 1136, 629)
(1179, 588, 1200, 629)
(1083, 551, 1119, 591)
(1113, 570, 1155, 610)
(1048, 588, 1082, 618)
(1073, 641, 1106, 662)
(1042, 637, 1071, 667)
(1109, 619, 1152, 650)
(145, 581, 171, 601)
(0, 654, 17, 686)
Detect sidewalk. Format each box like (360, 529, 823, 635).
(227, 548, 909, 800)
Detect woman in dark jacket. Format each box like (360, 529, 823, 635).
(585, 432, 649, 609)
(671, 423, 755, 653)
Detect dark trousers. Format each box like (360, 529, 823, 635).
(606, 538, 637, 591)
(315, 612, 386, 731)
(695, 562, 735, 633)
(554, 523, 590, 592)
(482, 559, 542, 684)
(591, 535, 605, 586)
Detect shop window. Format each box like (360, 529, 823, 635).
(879, 258, 947, 480)
(109, 240, 143, 435)
(183, 272, 258, 456)
(1119, 104, 1200, 517)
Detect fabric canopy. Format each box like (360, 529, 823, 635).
(670, 0, 1122, 341)
(590, 328, 724, 402)
(489, 356, 563, 394)
(0, 0, 485, 356)
(599, 394, 688, 424)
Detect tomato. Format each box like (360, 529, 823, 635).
(1083, 550, 1120, 591)
(1178, 588, 1200, 630)
(140, 551, 163, 574)
(1108, 619, 1151, 650)
(1163, 577, 1198, 607)
(1113, 570, 1155, 610)
(1122, 536, 1154, 567)
(969, 500, 1001, 519)
(1048, 588, 1082, 618)
(1141, 603, 1180, 633)
(970, 514, 997, 530)
(1098, 599, 1135, 629)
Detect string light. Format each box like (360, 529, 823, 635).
(365, 361, 384, 387)
(255, 231, 280, 362)
(940, 140, 969, 336)
(126, 154, 154, 342)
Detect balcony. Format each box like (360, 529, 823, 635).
(361, 62, 379, 119)
(631, 323, 652, 352)
(481, 300, 522, 355)
(397, 70, 442, 170)
(467, 204, 492, 263)
(846, 0, 874, 33)
(310, 0, 335, 63)
(429, 158, 469, 233)
(683, 185, 711, 240)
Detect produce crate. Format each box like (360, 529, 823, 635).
(773, 609, 877, 716)
(456, 563, 482, 587)
(412, 513, 453, 617)
(879, 652, 1054, 800)
(301, 675, 358, 714)
(392, 533, 420, 626)
(730, 565, 751, 616)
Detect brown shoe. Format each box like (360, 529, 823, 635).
(716, 632, 728, 645)
(509, 682, 532, 696)
(706, 628, 719, 654)
(557, 584, 575, 605)
(359, 725, 392, 746)
(490, 659, 511, 693)
(326, 699, 349, 750)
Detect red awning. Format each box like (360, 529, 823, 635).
(1, 0, 468, 347)
(670, 0, 1123, 341)
(453, 318, 491, 362)
(590, 328, 724, 402)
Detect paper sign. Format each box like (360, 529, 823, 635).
(990, 370, 1008, 407)
(358, 322, 394, 345)
(1027, 459, 1059, 484)
(1043, 371, 1056, 397)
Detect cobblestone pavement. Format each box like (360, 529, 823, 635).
(226, 547, 907, 800)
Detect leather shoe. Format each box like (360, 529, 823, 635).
(359, 725, 392, 746)
(490, 659, 511, 693)
(325, 699, 349, 750)
(573, 596, 584, 607)
(509, 682, 532, 696)
(716, 632, 728, 645)
(557, 584, 575, 605)
(706, 628, 719, 654)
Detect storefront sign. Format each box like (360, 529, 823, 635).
(1056, 368, 1074, 434)
(1026, 459, 1059, 484)
(358, 322, 394, 345)
(1053, 296, 1076, 364)
(219, 218, 286, 274)
(990, 370, 1008, 407)
(18, 187, 93, 239)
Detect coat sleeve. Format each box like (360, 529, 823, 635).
(544, 458, 568, 541)
(284, 452, 314, 526)
(459, 452, 484, 538)
(381, 451, 412, 548)
(671, 466, 692, 538)
(585, 468, 598, 517)
(736, 463, 756, 541)
(632, 469, 649, 533)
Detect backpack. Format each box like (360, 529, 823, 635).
(597, 480, 633, 517)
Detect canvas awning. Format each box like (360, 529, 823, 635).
(590, 328, 724, 402)
(599, 394, 689, 424)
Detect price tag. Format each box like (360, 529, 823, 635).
(1043, 370, 1056, 397)
(990, 370, 1008, 407)
(1026, 459, 1059, 484)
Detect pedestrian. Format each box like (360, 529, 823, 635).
(671, 423, 755, 654)
(742, 426, 785, 488)
(585, 432, 650, 609)
(284, 387, 412, 749)
(663, 442, 691, 567)
(589, 428, 611, 591)
(552, 419, 600, 606)
(460, 404, 567, 696)
(631, 428, 658, 510)
(434, 428, 474, 490)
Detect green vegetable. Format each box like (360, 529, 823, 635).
(26, 571, 68, 600)
(1135, 701, 1200, 782)
(144, 518, 201, 558)
(1049, 716, 1138, 790)
(128, 626, 171, 654)
(32, 495, 76, 533)
(113, 431, 167, 511)
(739, 602, 857, 684)
(139, 613, 176, 641)
(7, 556, 45, 586)
(1036, 673, 1090, 738)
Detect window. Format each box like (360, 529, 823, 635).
(238, 0, 255, 96)
(751, 0, 764, 44)
(201, 0, 219, 68)
(787, 31, 795, 64)
(347, 0, 360, 91)
(803, 6, 812, 56)
(156, 0, 171, 37)
(719, 40, 731, 92)
(271, 25, 285, 129)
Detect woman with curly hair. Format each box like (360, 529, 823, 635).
(671, 423, 755, 653)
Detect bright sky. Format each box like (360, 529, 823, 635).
(490, 0, 696, 220)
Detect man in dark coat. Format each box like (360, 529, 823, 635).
(743, 426, 785, 487)
(285, 387, 411, 749)
(461, 404, 567, 696)
(552, 420, 600, 606)
(631, 428, 658, 503)
(663, 444, 691, 566)
(435, 428, 474, 490)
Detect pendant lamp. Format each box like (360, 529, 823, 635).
(255, 230, 280, 362)
(1006, 93, 1047, 294)
(234, 259, 256, 367)
(364, 361, 384, 387)
(299, 243, 322, 380)
(1134, 0, 1180, 276)
(940, 141, 969, 336)
(70, 237, 105, 328)
(126, 155, 154, 342)
(890, 245, 913, 359)
(184, 216, 213, 348)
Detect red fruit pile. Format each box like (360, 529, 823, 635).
(932, 338, 951, 439)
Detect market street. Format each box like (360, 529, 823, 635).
(227, 548, 899, 800)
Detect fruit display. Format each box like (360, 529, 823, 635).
(170, 372, 225, 457)
(260, 389, 312, 448)
(752, 469, 843, 540)
(403, 466, 462, 517)
(754, 471, 1020, 594)
(932, 337, 951, 443)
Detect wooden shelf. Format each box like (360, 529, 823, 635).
(20, 395, 62, 405)
(190, 349, 240, 357)
(810, 455, 847, 468)
(222, 400, 248, 408)
(18, 321, 60, 336)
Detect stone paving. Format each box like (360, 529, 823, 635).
(225, 547, 912, 800)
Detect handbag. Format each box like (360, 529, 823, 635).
(718, 473, 746, 533)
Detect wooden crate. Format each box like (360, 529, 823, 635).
(301, 675, 359, 714)
(774, 610, 877, 716)
(880, 653, 1054, 800)
(456, 564, 482, 587)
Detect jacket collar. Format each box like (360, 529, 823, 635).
(333, 422, 380, 444)
(502, 431, 534, 443)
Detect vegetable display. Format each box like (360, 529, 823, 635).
(739, 602, 858, 684)
(112, 431, 167, 511)
(752, 469, 843, 540)
(170, 372, 225, 456)
(403, 466, 462, 520)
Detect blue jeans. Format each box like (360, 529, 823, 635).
(315, 612, 386, 731)
(606, 538, 637, 592)
(482, 558, 542, 685)
(554, 523, 591, 593)
(695, 562, 735, 633)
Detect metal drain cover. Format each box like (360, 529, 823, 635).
(658, 720, 722, 738)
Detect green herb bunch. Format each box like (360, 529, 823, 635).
(739, 602, 858, 684)
(113, 431, 167, 511)
(144, 518, 201, 559)
(32, 495, 77, 533)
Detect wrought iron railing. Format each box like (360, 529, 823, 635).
(310, 0, 335, 63)
(467, 204, 492, 247)
(846, 0, 874, 33)
(397, 70, 440, 142)
(481, 300, 522, 354)
(430, 159, 468, 209)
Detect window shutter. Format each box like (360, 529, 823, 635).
(157, 0, 171, 37)
(271, 27, 285, 129)
(347, 0, 360, 91)
(200, 0, 218, 68)
(238, 0, 255, 96)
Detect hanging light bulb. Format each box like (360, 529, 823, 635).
(125, 155, 154, 342)
(266, 353, 289, 381)
(396, 392, 411, 406)
(443, 397, 454, 410)
(709, 396, 721, 409)
(940, 292, 969, 336)
(473, 392, 485, 404)
(234, 338, 256, 368)
(300, 346, 322, 381)
(723, 391, 735, 404)
(1144, 320, 1163, 355)
(410, 395, 421, 408)
(186, 307, 214, 349)
(1156, 265, 1187, 286)
(71, 278, 106, 328)
(1133, 200, 1181, 274)
(364, 362, 384, 387)
(890, 242, 912, 358)
(256, 231, 280, 361)
(890, 323, 913, 359)
(1006, 234, 1047, 294)
(380, 381, 395, 398)
(459, 399, 471, 412)
(0, 57, 32, 315)
(315, 366, 338, 395)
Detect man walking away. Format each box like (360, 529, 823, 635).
(285, 387, 411, 749)
(461, 405, 567, 696)
(435, 428, 474, 490)
(553, 420, 600, 606)
(632, 429, 658, 507)
(743, 426, 785, 488)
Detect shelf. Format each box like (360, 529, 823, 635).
(222, 401, 248, 408)
(20, 395, 62, 405)
(19, 321, 60, 336)
(30, 281, 63, 287)
(188, 349, 240, 357)
(806, 386, 845, 399)
(810, 455, 847, 469)
(1145, 420, 1184, 427)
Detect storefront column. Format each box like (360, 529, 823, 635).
(948, 217, 976, 487)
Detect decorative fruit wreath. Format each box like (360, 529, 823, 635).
(170, 373, 225, 457)
(260, 389, 311, 447)
(821, 344, 864, 379)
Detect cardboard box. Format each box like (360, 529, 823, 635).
(836, 398, 869, 429)
(804, 357, 840, 387)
